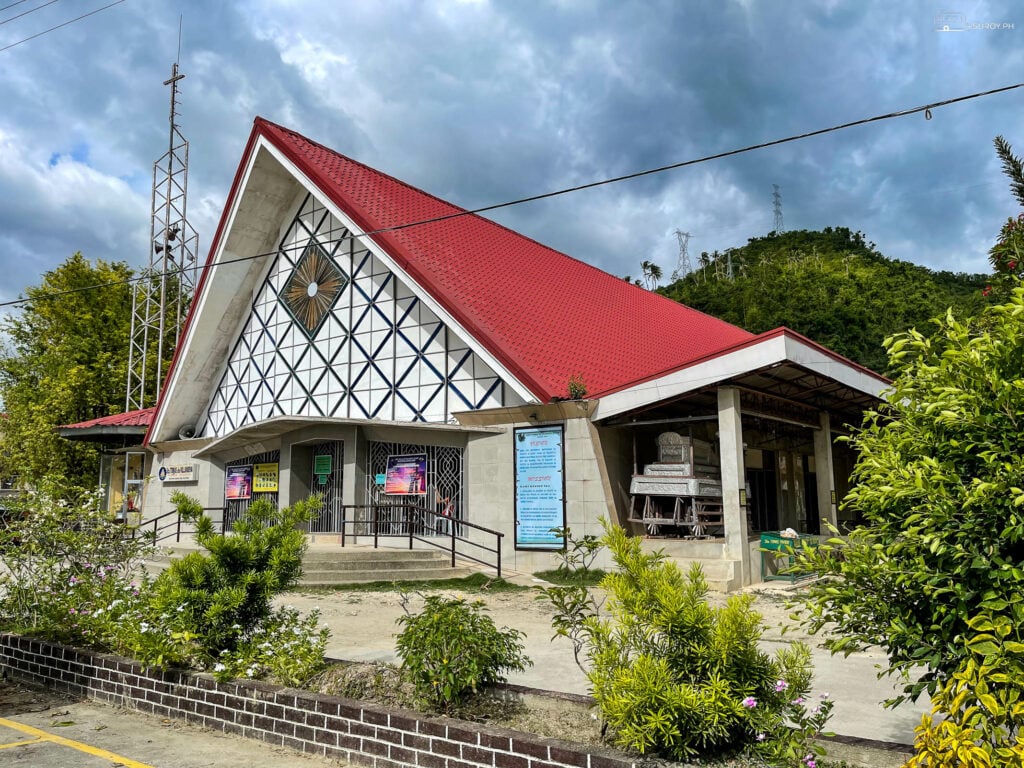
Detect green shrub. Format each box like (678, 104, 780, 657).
(142, 492, 320, 669)
(212, 605, 329, 687)
(395, 595, 531, 712)
(906, 608, 1024, 766)
(585, 525, 828, 764)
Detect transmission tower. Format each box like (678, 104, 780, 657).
(125, 62, 199, 411)
(671, 230, 692, 281)
(772, 184, 785, 234)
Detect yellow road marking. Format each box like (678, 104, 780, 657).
(0, 737, 43, 749)
(0, 717, 156, 768)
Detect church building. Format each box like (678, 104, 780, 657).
(128, 118, 887, 588)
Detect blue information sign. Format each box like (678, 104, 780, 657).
(514, 425, 565, 550)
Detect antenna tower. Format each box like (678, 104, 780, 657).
(772, 184, 785, 234)
(125, 60, 199, 411)
(671, 229, 692, 281)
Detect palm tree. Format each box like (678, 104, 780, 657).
(640, 260, 663, 290)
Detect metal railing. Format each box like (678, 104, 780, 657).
(314, 502, 504, 578)
(134, 502, 504, 577)
(133, 507, 227, 544)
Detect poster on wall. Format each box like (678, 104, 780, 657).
(514, 425, 565, 550)
(384, 454, 427, 495)
(253, 463, 279, 493)
(225, 465, 253, 500)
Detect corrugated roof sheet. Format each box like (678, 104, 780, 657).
(257, 118, 754, 400)
(60, 408, 155, 430)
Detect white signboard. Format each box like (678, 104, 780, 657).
(158, 463, 197, 483)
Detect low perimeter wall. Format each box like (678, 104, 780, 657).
(0, 634, 635, 768)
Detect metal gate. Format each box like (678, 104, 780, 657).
(308, 441, 345, 532)
(364, 441, 464, 536)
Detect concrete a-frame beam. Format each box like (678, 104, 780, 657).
(717, 386, 750, 585)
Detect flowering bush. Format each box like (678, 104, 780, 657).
(746, 688, 835, 767)
(0, 485, 329, 688)
(984, 214, 1024, 300)
(212, 606, 329, 686)
(0, 483, 155, 653)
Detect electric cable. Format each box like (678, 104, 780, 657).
(0, 80, 1021, 310)
(0, 0, 124, 52)
(1, 0, 63, 27)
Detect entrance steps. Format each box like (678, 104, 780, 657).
(299, 547, 475, 586)
(639, 537, 742, 592)
(141, 543, 475, 586)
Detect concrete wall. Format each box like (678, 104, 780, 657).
(146, 439, 226, 516)
(465, 412, 617, 575)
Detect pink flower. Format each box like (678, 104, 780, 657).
(774, 679, 788, 692)
(742, 697, 757, 708)
(794, 696, 805, 705)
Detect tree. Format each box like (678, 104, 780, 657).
(985, 136, 1024, 301)
(662, 228, 986, 374)
(639, 259, 662, 290)
(791, 284, 1024, 705)
(0, 253, 134, 486)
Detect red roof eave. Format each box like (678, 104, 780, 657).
(590, 326, 891, 399)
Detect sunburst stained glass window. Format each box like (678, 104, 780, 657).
(281, 243, 347, 336)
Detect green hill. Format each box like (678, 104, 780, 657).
(661, 227, 988, 374)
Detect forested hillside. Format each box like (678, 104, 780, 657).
(661, 228, 988, 374)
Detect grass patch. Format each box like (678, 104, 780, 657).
(532, 568, 607, 587)
(290, 572, 531, 594)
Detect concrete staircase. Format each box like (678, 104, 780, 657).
(298, 547, 476, 587)
(142, 544, 477, 587)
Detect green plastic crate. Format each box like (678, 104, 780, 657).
(760, 531, 817, 582)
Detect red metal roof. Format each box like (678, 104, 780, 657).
(60, 408, 155, 431)
(252, 118, 754, 400)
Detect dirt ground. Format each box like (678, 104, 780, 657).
(278, 580, 817, 691)
(276, 578, 927, 752)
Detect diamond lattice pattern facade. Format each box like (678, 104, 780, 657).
(200, 192, 523, 437)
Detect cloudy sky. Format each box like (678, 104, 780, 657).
(1, 0, 1022, 309)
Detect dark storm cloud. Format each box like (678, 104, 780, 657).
(0, 0, 1021, 311)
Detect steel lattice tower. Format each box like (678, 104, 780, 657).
(671, 229, 692, 281)
(126, 63, 199, 411)
(772, 184, 785, 234)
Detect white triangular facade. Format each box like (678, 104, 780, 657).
(197, 192, 524, 437)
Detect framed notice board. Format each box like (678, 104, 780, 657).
(514, 425, 565, 550)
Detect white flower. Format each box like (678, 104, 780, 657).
(214, 663, 226, 672)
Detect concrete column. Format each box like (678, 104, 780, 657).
(717, 386, 750, 585)
(813, 411, 837, 530)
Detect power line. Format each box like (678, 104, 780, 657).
(0, 0, 62, 26)
(0, 0, 124, 52)
(0, 1, 32, 12)
(0, 80, 1021, 310)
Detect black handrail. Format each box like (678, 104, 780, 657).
(314, 503, 504, 578)
(134, 506, 226, 544)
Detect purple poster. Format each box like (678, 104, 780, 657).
(384, 454, 427, 495)
(225, 465, 253, 500)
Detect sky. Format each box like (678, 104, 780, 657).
(1, 0, 1022, 311)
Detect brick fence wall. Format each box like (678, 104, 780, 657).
(0, 634, 635, 768)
